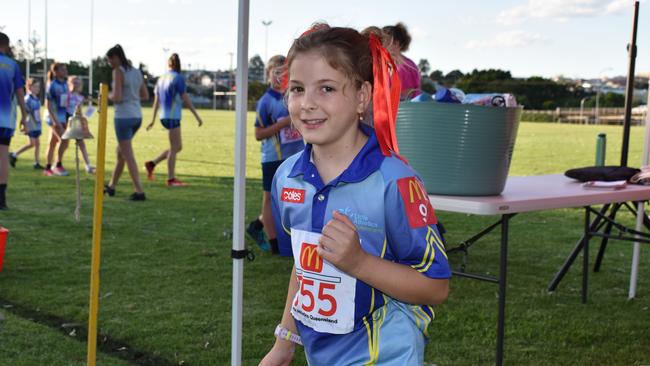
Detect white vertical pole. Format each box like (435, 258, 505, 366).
(629, 92, 650, 299)
(89, 0, 94, 98)
(231, 0, 249, 365)
(26, 0, 31, 80)
(43, 0, 47, 84)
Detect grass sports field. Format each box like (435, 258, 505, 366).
(0, 108, 648, 365)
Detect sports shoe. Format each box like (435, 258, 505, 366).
(166, 178, 189, 187)
(104, 184, 116, 197)
(33, 162, 44, 170)
(128, 192, 146, 201)
(145, 161, 155, 181)
(85, 165, 96, 174)
(53, 166, 69, 176)
(246, 220, 270, 251)
(8, 153, 16, 168)
(43, 168, 55, 176)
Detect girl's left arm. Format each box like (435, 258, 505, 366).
(181, 92, 203, 126)
(318, 211, 449, 305)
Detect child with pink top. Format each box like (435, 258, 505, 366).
(383, 23, 421, 100)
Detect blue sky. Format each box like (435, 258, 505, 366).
(2, 0, 649, 78)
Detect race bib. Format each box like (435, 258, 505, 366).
(279, 126, 302, 145)
(60, 93, 69, 108)
(290, 228, 356, 334)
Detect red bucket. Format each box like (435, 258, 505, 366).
(0, 227, 9, 272)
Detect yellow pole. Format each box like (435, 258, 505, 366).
(86, 83, 108, 366)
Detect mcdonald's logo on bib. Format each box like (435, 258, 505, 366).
(397, 177, 437, 228)
(300, 243, 323, 273)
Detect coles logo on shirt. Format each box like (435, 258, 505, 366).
(281, 188, 305, 204)
(397, 177, 437, 228)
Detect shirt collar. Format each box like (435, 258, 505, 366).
(288, 123, 384, 187)
(266, 88, 283, 99)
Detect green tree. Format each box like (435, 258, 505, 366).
(418, 59, 430, 76)
(249, 55, 265, 83)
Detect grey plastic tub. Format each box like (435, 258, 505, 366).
(396, 102, 522, 196)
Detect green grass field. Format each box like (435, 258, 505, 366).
(0, 108, 648, 366)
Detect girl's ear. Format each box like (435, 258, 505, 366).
(356, 81, 372, 114)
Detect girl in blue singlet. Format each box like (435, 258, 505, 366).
(10, 78, 43, 169)
(144, 53, 203, 187)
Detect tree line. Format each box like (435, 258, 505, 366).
(417, 59, 647, 110)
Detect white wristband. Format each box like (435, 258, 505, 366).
(274, 325, 302, 346)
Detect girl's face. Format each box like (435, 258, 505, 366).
(70, 79, 83, 93)
(287, 51, 370, 148)
(107, 55, 120, 69)
(56, 65, 68, 80)
(268, 65, 286, 90)
(29, 82, 41, 96)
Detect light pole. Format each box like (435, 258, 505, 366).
(26, 0, 31, 79)
(43, 0, 47, 85)
(580, 97, 591, 124)
(229, 51, 234, 110)
(89, 0, 94, 98)
(261, 20, 272, 66)
(595, 67, 613, 124)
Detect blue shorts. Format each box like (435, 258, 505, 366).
(161, 119, 181, 130)
(27, 130, 42, 138)
(261, 160, 284, 192)
(0, 127, 14, 145)
(114, 118, 142, 141)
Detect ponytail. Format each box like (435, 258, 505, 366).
(106, 44, 131, 70)
(48, 62, 61, 81)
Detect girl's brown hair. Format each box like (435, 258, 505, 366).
(26, 78, 40, 89)
(168, 53, 181, 73)
(47, 62, 64, 82)
(382, 22, 412, 52)
(286, 24, 373, 91)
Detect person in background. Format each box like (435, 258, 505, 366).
(43, 62, 70, 176)
(65, 75, 95, 174)
(144, 53, 203, 187)
(10, 78, 43, 170)
(0, 32, 27, 209)
(246, 55, 304, 254)
(104, 44, 149, 201)
(383, 22, 421, 99)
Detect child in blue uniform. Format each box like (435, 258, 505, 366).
(10, 78, 43, 169)
(43, 62, 70, 177)
(144, 53, 203, 187)
(260, 25, 450, 366)
(0, 32, 27, 209)
(246, 55, 304, 254)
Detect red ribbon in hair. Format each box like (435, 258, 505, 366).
(368, 33, 401, 157)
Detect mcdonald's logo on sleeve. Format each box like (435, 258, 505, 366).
(300, 243, 323, 273)
(397, 177, 437, 228)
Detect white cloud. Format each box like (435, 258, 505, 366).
(465, 30, 550, 49)
(497, 0, 640, 25)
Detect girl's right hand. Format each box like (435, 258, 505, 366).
(258, 341, 295, 366)
(146, 121, 155, 131)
